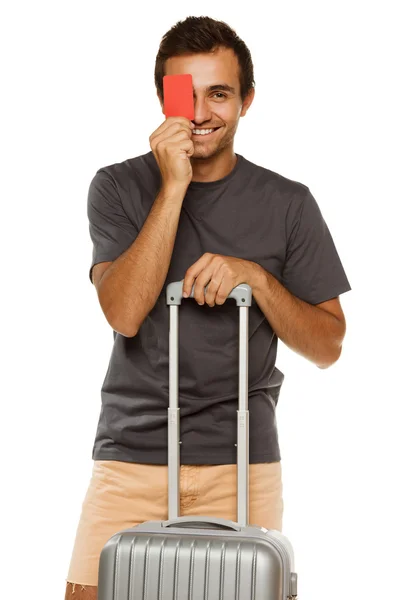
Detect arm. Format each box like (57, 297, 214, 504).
(182, 187, 350, 369)
(96, 184, 186, 337)
(248, 187, 350, 368)
(90, 117, 195, 337)
(182, 253, 347, 369)
(249, 264, 346, 369)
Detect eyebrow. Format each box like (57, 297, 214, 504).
(195, 84, 236, 94)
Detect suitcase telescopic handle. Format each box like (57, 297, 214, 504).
(166, 280, 252, 307)
(166, 280, 252, 527)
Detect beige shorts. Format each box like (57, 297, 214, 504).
(66, 459, 284, 587)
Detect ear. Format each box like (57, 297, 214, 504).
(240, 87, 255, 117)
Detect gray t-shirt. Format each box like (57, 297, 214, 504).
(88, 151, 351, 465)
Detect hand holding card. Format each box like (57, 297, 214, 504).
(163, 74, 195, 120)
(149, 74, 195, 189)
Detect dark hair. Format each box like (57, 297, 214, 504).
(154, 16, 255, 103)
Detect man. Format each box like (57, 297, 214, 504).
(65, 15, 351, 599)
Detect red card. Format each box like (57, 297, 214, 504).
(163, 74, 194, 120)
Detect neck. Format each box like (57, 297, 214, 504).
(190, 147, 237, 183)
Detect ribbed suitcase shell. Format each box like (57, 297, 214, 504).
(98, 282, 298, 599)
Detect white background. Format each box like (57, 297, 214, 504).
(1, 1, 399, 598)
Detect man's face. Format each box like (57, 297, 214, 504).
(160, 47, 254, 160)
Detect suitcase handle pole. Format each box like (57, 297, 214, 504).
(166, 281, 252, 527)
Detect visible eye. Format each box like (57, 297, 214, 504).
(212, 93, 227, 99)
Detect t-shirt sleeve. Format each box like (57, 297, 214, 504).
(87, 169, 139, 284)
(281, 188, 351, 304)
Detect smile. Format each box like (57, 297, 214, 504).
(192, 127, 221, 137)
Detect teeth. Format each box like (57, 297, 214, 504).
(193, 128, 215, 135)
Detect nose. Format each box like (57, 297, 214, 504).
(192, 95, 212, 125)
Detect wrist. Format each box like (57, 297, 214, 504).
(245, 261, 268, 294)
(160, 181, 188, 199)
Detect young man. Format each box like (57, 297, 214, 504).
(65, 15, 351, 599)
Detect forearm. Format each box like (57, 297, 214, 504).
(98, 185, 186, 336)
(249, 264, 345, 368)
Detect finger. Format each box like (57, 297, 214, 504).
(164, 116, 195, 130)
(151, 126, 193, 153)
(151, 117, 194, 141)
(165, 118, 193, 135)
(214, 276, 234, 306)
(183, 253, 214, 298)
(155, 132, 194, 157)
(193, 266, 215, 304)
(204, 267, 224, 307)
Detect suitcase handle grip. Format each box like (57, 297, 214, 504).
(162, 516, 242, 532)
(166, 280, 252, 307)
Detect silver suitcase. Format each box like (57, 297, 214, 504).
(98, 281, 298, 599)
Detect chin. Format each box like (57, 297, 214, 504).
(192, 145, 222, 160)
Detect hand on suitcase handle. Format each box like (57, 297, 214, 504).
(162, 515, 242, 532)
(166, 280, 252, 306)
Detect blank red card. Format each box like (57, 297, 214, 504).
(163, 74, 194, 120)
